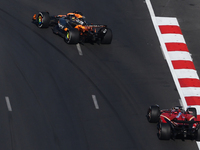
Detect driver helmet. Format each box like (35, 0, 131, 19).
(172, 106, 182, 113)
(71, 16, 76, 21)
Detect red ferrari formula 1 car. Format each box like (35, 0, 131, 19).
(147, 105, 200, 140)
(32, 11, 112, 44)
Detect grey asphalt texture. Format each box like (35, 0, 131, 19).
(0, 0, 199, 149)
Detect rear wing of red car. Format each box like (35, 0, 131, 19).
(172, 120, 200, 124)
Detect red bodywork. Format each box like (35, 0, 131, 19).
(160, 109, 196, 127)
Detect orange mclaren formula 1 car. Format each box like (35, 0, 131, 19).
(32, 11, 112, 44)
(147, 105, 200, 141)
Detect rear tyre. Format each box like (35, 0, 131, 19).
(37, 12, 50, 28)
(196, 128, 200, 141)
(187, 107, 197, 118)
(158, 123, 171, 140)
(101, 28, 112, 44)
(147, 105, 160, 123)
(64, 29, 80, 44)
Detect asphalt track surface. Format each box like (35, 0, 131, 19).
(0, 0, 200, 150)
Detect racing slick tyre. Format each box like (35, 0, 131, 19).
(101, 28, 112, 44)
(196, 128, 200, 141)
(37, 12, 50, 28)
(158, 123, 171, 140)
(187, 107, 197, 118)
(64, 29, 80, 44)
(147, 105, 160, 123)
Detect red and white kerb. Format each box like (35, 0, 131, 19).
(156, 17, 200, 120)
(146, 0, 200, 147)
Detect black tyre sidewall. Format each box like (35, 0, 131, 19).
(147, 105, 160, 123)
(37, 12, 50, 28)
(158, 123, 171, 140)
(101, 28, 112, 44)
(196, 128, 200, 141)
(65, 29, 79, 44)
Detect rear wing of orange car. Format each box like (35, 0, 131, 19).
(75, 24, 107, 33)
(85, 25, 107, 28)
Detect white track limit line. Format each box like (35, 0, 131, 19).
(76, 43, 83, 56)
(92, 95, 99, 109)
(5, 96, 12, 112)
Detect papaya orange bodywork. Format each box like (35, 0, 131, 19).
(57, 15, 67, 18)
(67, 13, 83, 18)
(33, 14, 37, 20)
(64, 28, 68, 31)
(75, 25, 92, 32)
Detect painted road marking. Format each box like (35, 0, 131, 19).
(181, 87, 200, 97)
(92, 95, 99, 109)
(179, 78, 200, 87)
(174, 69, 199, 79)
(155, 17, 179, 26)
(168, 51, 192, 61)
(162, 34, 185, 43)
(165, 43, 189, 52)
(76, 43, 83, 56)
(5, 96, 12, 112)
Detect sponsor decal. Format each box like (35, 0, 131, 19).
(58, 22, 65, 29)
(176, 112, 182, 118)
(85, 25, 105, 28)
(76, 19, 84, 25)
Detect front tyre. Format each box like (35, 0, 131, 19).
(37, 12, 50, 28)
(100, 28, 112, 44)
(64, 29, 80, 44)
(147, 105, 160, 123)
(196, 128, 200, 141)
